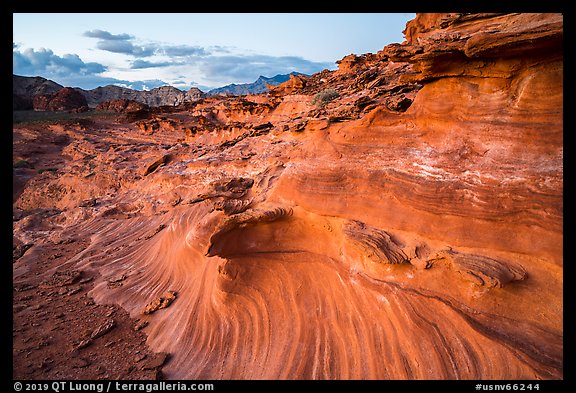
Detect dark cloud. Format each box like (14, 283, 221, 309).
(210, 45, 231, 54)
(96, 40, 133, 53)
(83, 29, 133, 41)
(63, 75, 137, 90)
(85, 29, 155, 57)
(84, 29, 209, 59)
(130, 59, 182, 69)
(95, 40, 156, 57)
(14, 69, 170, 91)
(13, 47, 107, 77)
(161, 45, 208, 57)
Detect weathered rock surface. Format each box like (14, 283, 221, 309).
(33, 87, 88, 112)
(13, 13, 562, 380)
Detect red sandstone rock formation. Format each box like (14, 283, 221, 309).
(267, 73, 307, 95)
(13, 13, 562, 380)
(96, 99, 149, 113)
(96, 99, 151, 122)
(33, 87, 88, 112)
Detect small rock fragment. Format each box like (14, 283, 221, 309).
(141, 352, 169, 370)
(108, 274, 127, 283)
(91, 319, 116, 340)
(14, 283, 35, 292)
(71, 357, 91, 368)
(39, 270, 82, 288)
(13, 243, 34, 262)
(74, 339, 92, 351)
(67, 286, 82, 295)
(143, 224, 166, 240)
(107, 273, 127, 288)
(79, 277, 93, 284)
(144, 155, 169, 176)
(79, 198, 97, 207)
(133, 320, 149, 331)
(135, 353, 147, 363)
(143, 291, 177, 315)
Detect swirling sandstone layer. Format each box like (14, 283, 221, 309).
(13, 13, 562, 380)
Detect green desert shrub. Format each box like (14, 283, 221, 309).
(38, 167, 58, 174)
(13, 159, 30, 168)
(312, 88, 339, 108)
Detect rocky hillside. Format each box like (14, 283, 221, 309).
(13, 75, 63, 110)
(32, 87, 89, 112)
(208, 72, 305, 96)
(13, 76, 206, 109)
(77, 85, 205, 108)
(13, 13, 563, 380)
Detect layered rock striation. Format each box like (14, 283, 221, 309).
(13, 13, 562, 380)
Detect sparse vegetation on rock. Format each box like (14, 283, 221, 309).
(311, 88, 339, 108)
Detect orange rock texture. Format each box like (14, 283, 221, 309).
(13, 13, 562, 379)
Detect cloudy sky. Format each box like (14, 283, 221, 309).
(13, 13, 415, 92)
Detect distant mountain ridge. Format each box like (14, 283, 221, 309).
(13, 75, 205, 110)
(13, 73, 306, 110)
(78, 85, 204, 108)
(208, 72, 305, 96)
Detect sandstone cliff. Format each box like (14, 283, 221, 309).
(13, 13, 562, 380)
